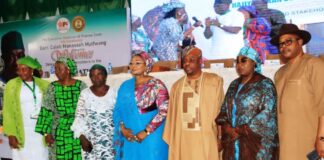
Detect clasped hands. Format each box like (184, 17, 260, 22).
(205, 17, 220, 27)
(222, 124, 248, 141)
(121, 124, 148, 143)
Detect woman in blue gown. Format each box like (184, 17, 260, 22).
(113, 51, 168, 160)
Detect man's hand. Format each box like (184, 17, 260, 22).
(80, 135, 92, 152)
(8, 135, 19, 149)
(212, 18, 221, 27)
(205, 17, 212, 27)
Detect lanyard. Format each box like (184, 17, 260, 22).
(22, 78, 36, 107)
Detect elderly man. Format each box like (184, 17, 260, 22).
(163, 46, 224, 160)
(271, 24, 324, 159)
(204, 0, 244, 59)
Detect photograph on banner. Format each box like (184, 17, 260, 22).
(131, 0, 324, 63)
(0, 9, 130, 80)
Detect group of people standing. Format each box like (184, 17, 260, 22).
(132, 0, 286, 63)
(2, 23, 324, 160)
(3, 57, 115, 160)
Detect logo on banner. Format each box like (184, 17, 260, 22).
(72, 16, 86, 32)
(56, 17, 70, 33)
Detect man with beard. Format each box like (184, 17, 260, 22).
(271, 24, 324, 159)
(163, 46, 224, 160)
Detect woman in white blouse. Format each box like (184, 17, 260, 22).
(71, 64, 116, 160)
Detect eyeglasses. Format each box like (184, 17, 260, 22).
(129, 62, 144, 66)
(278, 38, 300, 48)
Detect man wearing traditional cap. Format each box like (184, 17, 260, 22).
(204, 0, 244, 60)
(163, 46, 224, 160)
(271, 24, 324, 159)
(0, 31, 26, 83)
(3, 56, 49, 160)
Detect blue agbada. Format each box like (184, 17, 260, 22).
(216, 73, 278, 160)
(113, 78, 168, 160)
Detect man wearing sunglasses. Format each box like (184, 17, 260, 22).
(271, 23, 324, 159)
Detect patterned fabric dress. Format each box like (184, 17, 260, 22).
(71, 87, 116, 160)
(35, 80, 87, 160)
(216, 73, 278, 160)
(152, 18, 183, 61)
(113, 78, 169, 160)
(245, 17, 272, 63)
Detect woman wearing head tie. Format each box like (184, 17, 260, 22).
(113, 51, 169, 160)
(216, 47, 278, 160)
(35, 57, 87, 160)
(152, 0, 199, 61)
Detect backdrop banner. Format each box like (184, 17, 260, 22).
(0, 8, 130, 75)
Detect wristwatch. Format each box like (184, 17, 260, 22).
(219, 24, 224, 28)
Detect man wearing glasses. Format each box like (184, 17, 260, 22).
(271, 24, 324, 159)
